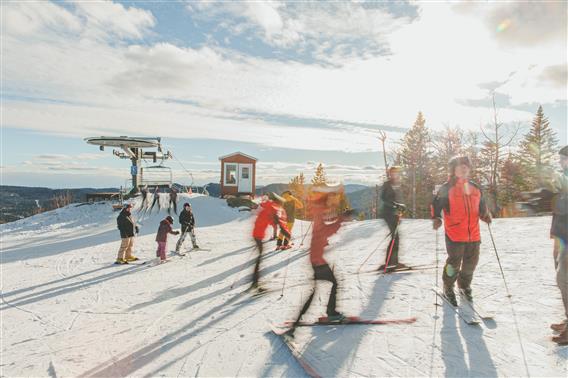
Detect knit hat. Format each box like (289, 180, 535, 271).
(165, 216, 174, 224)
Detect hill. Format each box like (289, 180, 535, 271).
(1, 196, 565, 376)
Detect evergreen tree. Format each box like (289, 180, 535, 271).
(498, 152, 526, 215)
(517, 105, 558, 188)
(311, 163, 327, 186)
(289, 172, 306, 218)
(397, 111, 434, 218)
(432, 125, 464, 184)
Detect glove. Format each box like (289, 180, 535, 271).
(135, 226, 139, 234)
(393, 202, 407, 211)
(342, 209, 356, 219)
(174, 231, 180, 235)
(481, 214, 492, 224)
(432, 218, 442, 230)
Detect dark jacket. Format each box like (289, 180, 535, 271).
(431, 178, 489, 243)
(550, 170, 568, 242)
(179, 209, 195, 229)
(117, 209, 136, 238)
(380, 180, 401, 220)
(156, 219, 176, 242)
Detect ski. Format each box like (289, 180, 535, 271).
(432, 287, 480, 325)
(269, 324, 322, 378)
(361, 265, 436, 275)
(277, 315, 417, 328)
(458, 291, 494, 320)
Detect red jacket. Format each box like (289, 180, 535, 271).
(156, 220, 175, 242)
(309, 203, 345, 266)
(253, 201, 290, 240)
(431, 178, 489, 242)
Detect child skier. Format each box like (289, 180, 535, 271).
(175, 202, 199, 254)
(276, 191, 304, 250)
(431, 156, 491, 306)
(251, 193, 290, 291)
(155, 215, 180, 263)
(287, 185, 352, 336)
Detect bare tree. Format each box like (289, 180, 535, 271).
(479, 93, 519, 215)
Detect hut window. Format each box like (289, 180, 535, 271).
(242, 167, 249, 179)
(225, 164, 237, 184)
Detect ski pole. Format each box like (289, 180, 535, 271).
(357, 231, 391, 273)
(487, 223, 512, 298)
(434, 229, 440, 307)
(383, 216, 401, 273)
(299, 222, 312, 247)
(279, 246, 292, 299)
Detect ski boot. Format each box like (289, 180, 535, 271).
(125, 256, 139, 262)
(192, 244, 199, 250)
(395, 263, 409, 270)
(460, 287, 473, 302)
(327, 313, 346, 323)
(551, 322, 567, 333)
(552, 329, 568, 345)
(114, 258, 128, 265)
(444, 287, 458, 307)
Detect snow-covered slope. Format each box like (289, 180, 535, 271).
(1, 197, 566, 377)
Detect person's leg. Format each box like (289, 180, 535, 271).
(384, 216, 399, 266)
(190, 229, 198, 248)
(442, 238, 465, 304)
(457, 242, 481, 290)
(314, 264, 340, 316)
(283, 221, 295, 247)
(124, 237, 134, 259)
(117, 238, 129, 261)
(555, 238, 568, 331)
(176, 226, 188, 252)
(252, 238, 263, 287)
(158, 241, 167, 260)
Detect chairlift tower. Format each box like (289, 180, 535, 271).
(84, 136, 172, 191)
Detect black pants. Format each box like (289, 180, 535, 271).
(252, 238, 264, 286)
(293, 264, 339, 326)
(384, 215, 400, 265)
(169, 199, 177, 214)
(442, 236, 480, 290)
(150, 195, 159, 211)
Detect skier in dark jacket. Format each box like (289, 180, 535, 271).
(378, 166, 407, 271)
(168, 187, 178, 215)
(115, 203, 139, 264)
(175, 202, 198, 254)
(139, 185, 149, 212)
(431, 156, 491, 306)
(547, 145, 568, 345)
(150, 186, 160, 213)
(156, 215, 179, 262)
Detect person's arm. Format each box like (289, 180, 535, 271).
(478, 187, 492, 223)
(431, 184, 448, 229)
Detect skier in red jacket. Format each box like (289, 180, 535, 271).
(251, 193, 290, 291)
(431, 156, 491, 306)
(287, 184, 353, 335)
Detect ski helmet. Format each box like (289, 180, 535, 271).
(183, 202, 191, 208)
(559, 145, 568, 157)
(166, 216, 174, 223)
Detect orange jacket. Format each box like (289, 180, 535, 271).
(431, 178, 489, 242)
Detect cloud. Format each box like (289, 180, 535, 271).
(540, 64, 568, 89)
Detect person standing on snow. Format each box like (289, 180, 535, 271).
(115, 203, 139, 264)
(378, 166, 408, 271)
(251, 193, 290, 291)
(175, 202, 199, 254)
(286, 185, 353, 336)
(139, 185, 149, 212)
(150, 186, 160, 213)
(431, 156, 491, 306)
(155, 215, 180, 263)
(276, 190, 304, 250)
(168, 187, 178, 215)
(543, 145, 568, 345)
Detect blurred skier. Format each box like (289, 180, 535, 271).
(276, 190, 304, 250)
(431, 156, 491, 306)
(155, 215, 180, 263)
(251, 192, 290, 291)
(378, 166, 407, 271)
(149, 186, 161, 213)
(168, 187, 178, 215)
(175, 202, 199, 254)
(544, 145, 568, 345)
(287, 185, 353, 336)
(115, 203, 139, 264)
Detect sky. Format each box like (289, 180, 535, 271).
(1, 0, 566, 188)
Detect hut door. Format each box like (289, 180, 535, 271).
(238, 164, 253, 193)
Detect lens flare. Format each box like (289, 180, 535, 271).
(497, 19, 511, 33)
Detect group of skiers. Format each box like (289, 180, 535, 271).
(115, 146, 568, 345)
(115, 196, 199, 265)
(139, 185, 179, 214)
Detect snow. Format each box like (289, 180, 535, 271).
(1, 193, 567, 377)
